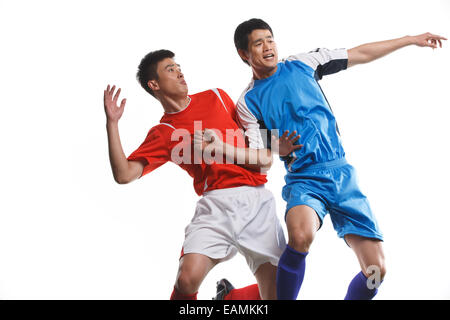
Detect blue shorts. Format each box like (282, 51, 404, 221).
(282, 158, 383, 242)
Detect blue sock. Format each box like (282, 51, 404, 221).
(344, 271, 381, 300)
(276, 244, 308, 300)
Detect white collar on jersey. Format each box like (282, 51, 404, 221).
(164, 96, 192, 114)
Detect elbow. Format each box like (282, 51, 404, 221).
(114, 174, 131, 185)
(258, 150, 273, 169)
(258, 158, 272, 174)
(264, 156, 273, 169)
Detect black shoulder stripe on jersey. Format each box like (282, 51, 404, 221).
(314, 58, 348, 80)
(257, 119, 271, 150)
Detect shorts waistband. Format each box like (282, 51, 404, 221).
(300, 158, 348, 173)
(203, 185, 265, 197)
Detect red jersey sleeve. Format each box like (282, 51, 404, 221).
(217, 88, 238, 124)
(127, 126, 169, 177)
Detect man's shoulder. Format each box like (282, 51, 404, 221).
(190, 88, 229, 99)
(237, 81, 256, 105)
(146, 122, 176, 139)
(282, 48, 348, 72)
(189, 88, 232, 111)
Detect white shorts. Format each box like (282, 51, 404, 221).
(182, 185, 286, 274)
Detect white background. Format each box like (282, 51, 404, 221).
(1, 0, 449, 300)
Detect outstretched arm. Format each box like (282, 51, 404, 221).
(347, 32, 447, 68)
(104, 85, 144, 184)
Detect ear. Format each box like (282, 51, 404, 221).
(237, 49, 250, 64)
(147, 79, 159, 92)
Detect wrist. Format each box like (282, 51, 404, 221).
(404, 35, 416, 46)
(106, 119, 119, 128)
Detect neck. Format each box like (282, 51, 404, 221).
(252, 64, 278, 80)
(159, 94, 190, 113)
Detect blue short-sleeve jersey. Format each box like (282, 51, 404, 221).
(237, 48, 349, 173)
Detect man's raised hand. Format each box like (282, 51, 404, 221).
(104, 85, 127, 123)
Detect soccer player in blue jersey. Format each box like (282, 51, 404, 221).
(233, 18, 446, 300)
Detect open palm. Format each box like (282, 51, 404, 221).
(272, 130, 303, 157)
(104, 85, 126, 122)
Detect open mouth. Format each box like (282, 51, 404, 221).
(263, 53, 275, 60)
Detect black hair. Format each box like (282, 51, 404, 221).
(136, 49, 175, 97)
(234, 18, 273, 65)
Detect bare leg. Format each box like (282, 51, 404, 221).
(254, 262, 278, 300)
(345, 234, 386, 281)
(174, 253, 220, 295)
(344, 234, 386, 300)
(276, 205, 320, 300)
(286, 205, 321, 252)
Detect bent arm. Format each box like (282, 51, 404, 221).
(195, 129, 272, 171)
(224, 144, 273, 171)
(223, 129, 303, 170)
(106, 121, 143, 184)
(199, 129, 303, 172)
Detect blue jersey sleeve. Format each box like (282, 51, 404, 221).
(285, 48, 348, 80)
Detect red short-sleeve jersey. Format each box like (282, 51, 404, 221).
(127, 89, 267, 196)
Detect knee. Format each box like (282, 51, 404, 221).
(364, 258, 387, 282)
(288, 230, 315, 253)
(175, 270, 200, 295)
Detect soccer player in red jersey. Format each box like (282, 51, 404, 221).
(103, 49, 301, 300)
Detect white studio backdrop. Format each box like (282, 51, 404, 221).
(0, 0, 449, 299)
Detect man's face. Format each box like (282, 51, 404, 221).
(242, 29, 278, 75)
(150, 57, 188, 97)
